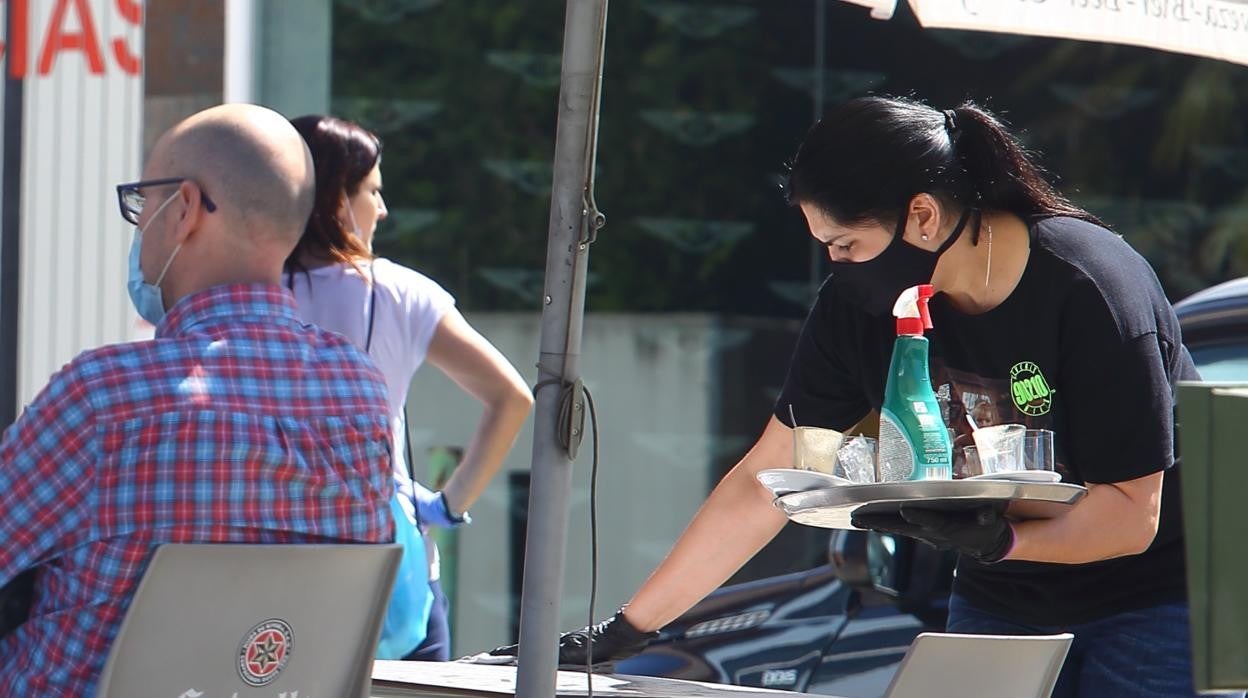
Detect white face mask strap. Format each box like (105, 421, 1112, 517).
(154, 242, 183, 288)
(341, 193, 361, 237)
(143, 191, 184, 288)
(344, 197, 362, 237)
(140, 190, 181, 237)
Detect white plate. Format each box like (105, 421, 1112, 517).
(964, 470, 1062, 483)
(756, 469, 852, 497)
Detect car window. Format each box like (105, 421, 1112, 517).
(1190, 342, 1248, 382)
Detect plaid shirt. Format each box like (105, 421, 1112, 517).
(0, 284, 394, 696)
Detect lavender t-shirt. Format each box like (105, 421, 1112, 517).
(287, 258, 454, 537)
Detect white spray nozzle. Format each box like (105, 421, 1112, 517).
(892, 286, 921, 320)
(892, 284, 935, 335)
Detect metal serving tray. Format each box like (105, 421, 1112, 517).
(775, 479, 1087, 530)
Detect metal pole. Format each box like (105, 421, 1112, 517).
(515, 2, 608, 697)
(223, 0, 257, 103)
(813, 0, 826, 119)
(808, 0, 827, 295)
(1, 0, 25, 427)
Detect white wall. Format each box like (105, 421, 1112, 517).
(16, 0, 144, 405)
(406, 313, 736, 656)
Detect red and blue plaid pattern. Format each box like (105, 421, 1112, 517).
(0, 284, 394, 696)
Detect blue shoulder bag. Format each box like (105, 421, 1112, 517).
(376, 494, 433, 659)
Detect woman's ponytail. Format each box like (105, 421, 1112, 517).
(786, 96, 1100, 233)
(949, 102, 1100, 226)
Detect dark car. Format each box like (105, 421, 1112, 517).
(616, 532, 949, 696)
(626, 277, 1248, 696)
(1173, 277, 1248, 382)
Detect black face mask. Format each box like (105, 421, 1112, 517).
(828, 206, 976, 315)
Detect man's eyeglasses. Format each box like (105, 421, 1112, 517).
(115, 178, 217, 226)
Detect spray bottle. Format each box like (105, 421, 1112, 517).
(877, 284, 953, 481)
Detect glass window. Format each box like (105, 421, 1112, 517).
(1190, 342, 1248, 382)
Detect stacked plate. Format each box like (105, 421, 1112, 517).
(755, 469, 852, 498)
(962, 471, 1062, 483)
(756, 467, 1061, 499)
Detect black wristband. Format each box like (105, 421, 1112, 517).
(439, 491, 469, 524)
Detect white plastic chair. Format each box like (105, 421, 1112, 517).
(96, 543, 401, 698)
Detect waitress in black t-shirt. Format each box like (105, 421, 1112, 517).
(488, 95, 1218, 697)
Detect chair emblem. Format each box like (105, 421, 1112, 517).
(237, 618, 294, 686)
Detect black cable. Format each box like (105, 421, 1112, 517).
(584, 386, 600, 696)
(531, 373, 601, 695)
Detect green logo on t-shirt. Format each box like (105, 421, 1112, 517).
(1010, 361, 1053, 416)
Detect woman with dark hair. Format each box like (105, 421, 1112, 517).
(287, 115, 533, 661)
(491, 96, 1210, 697)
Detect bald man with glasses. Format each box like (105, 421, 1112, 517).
(0, 104, 396, 697)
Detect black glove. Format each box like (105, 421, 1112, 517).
(851, 504, 1015, 564)
(486, 608, 658, 668)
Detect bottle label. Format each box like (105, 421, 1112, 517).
(880, 407, 951, 481)
(918, 426, 953, 480)
(877, 410, 915, 482)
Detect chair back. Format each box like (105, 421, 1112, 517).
(884, 631, 1073, 698)
(96, 543, 401, 698)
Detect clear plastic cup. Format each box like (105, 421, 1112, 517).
(955, 444, 985, 479)
(792, 426, 844, 474)
(833, 435, 878, 484)
(971, 424, 1026, 475)
(1023, 429, 1056, 471)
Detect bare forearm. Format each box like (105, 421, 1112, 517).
(1008, 478, 1161, 564)
(622, 465, 788, 632)
(424, 310, 535, 516)
(441, 392, 532, 514)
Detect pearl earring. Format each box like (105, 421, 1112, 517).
(921, 233, 930, 241)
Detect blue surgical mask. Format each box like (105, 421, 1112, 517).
(127, 192, 183, 326)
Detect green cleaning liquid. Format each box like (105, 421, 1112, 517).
(878, 285, 952, 481)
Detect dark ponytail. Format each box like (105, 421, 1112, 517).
(947, 102, 1099, 227)
(786, 96, 1100, 239)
